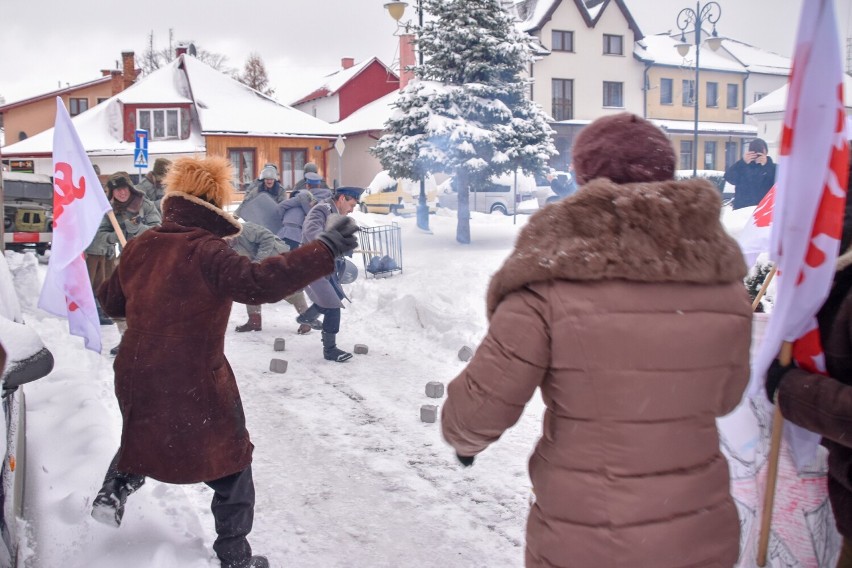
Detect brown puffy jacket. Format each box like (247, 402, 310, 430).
(442, 178, 752, 568)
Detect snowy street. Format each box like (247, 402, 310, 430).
(14, 210, 545, 568)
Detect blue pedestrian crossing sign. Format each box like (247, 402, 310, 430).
(134, 129, 149, 168)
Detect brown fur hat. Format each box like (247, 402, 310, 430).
(152, 158, 172, 178)
(573, 113, 676, 186)
(163, 156, 233, 209)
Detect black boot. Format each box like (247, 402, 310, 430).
(235, 313, 262, 332)
(224, 556, 270, 568)
(322, 332, 352, 362)
(96, 301, 114, 326)
(91, 478, 139, 528)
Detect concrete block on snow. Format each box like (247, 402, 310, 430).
(425, 381, 444, 398)
(273, 338, 286, 352)
(354, 344, 369, 355)
(420, 404, 438, 423)
(269, 359, 288, 373)
(458, 346, 474, 362)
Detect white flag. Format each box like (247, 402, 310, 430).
(37, 97, 112, 352)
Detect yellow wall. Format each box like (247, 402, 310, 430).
(3, 83, 115, 142)
(645, 66, 744, 123)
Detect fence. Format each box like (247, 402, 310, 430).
(359, 223, 402, 278)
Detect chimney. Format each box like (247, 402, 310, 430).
(176, 45, 188, 57)
(110, 70, 124, 96)
(399, 35, 416, 89)
(121, 51, 137, 90)
(341, 57, 355, 69)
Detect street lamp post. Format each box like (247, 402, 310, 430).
(384, 0, 430, 231)
(675, 1, 722, 178)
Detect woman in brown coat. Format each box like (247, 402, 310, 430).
(441, 114, 752, 568)
(92, 156, 357, 568)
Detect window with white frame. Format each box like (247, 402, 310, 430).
(137, 108, 182, 140)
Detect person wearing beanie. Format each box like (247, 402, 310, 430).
(86, 172, 162, 353)
(91, 156, 358, 568)
(300, 186, 364, 362)
(136, 158, 172, 212)
(724, 137, 776, 210)
(764, 154, 852, 567)
(238, 164, 287, 207)
(441, 113, 751, 567)
(292, 162, 329, 193)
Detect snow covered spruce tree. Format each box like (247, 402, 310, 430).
(372, 0, 555, 243)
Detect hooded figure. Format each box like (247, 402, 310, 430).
(92, 156, 356, 568)
(441, 113, 752, 568)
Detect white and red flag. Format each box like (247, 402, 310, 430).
(736, 185, 776, 268)
(37, 97, 112, 353)
(749, 0, 849, 469)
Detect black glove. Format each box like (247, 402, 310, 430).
(106, 232, 119, 245)
(456, 453, 475, 467)
(317, 214, 358, 257)
(765, 358, 796, 403)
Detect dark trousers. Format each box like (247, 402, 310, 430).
(302, 304, 341, 334)
(839, 538, 852, 568)
(100, 451, 256, 565)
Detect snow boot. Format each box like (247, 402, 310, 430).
(235, 313, 262, 333)
(109, 344, 120, 357)
(96, 301, 114, 325)
(91, 479, 134, 528)
(224, 556, 269, 568)
(322, 332, 352, 362)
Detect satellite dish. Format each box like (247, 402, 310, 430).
(188, 43, 197, 56)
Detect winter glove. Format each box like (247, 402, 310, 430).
(317, 214, 358, 258)
(456, 454, 475, 467)
(765, 357, 796, 404)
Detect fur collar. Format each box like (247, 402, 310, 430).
(161, 192, 242, 238)
(487, 178, 747, 316)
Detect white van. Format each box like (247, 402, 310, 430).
(437, 171, 538, 215)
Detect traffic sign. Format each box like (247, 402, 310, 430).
(134, 129, 149, 168)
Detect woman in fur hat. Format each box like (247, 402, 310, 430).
(441, 113, 752, 567)
(92, 156, 358, 568)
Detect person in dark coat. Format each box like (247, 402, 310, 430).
(724, 138, 776, 209)
(91, 156, 358, 568)
(301, 187, 364, 362)
(765, 161, 852, 568)
(291, 162, 329, 193)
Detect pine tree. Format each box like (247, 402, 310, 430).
(372, 0, 555, 243)
(238, 53, 275, 96)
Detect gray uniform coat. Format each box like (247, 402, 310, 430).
(302, 199, 345, 309)
(276, 187, 332, 243)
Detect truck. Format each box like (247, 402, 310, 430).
(2, 171, 53, 254)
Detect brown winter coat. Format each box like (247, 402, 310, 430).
(98, 191, 335, 484)
(777, 250, 852, 541)
(441, 178, 752, 568)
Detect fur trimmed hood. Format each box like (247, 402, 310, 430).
(486, 177, 747, 316)
(161, 192, 242, 239)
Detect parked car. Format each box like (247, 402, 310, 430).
(0, 254, 54, 567)
(533, 170, 575, 208)
(2, 172, 54, 255)
(361, 171, 438, 215)
(437, 171, 538, 215)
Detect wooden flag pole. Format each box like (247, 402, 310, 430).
(751, 261, 789, 566)
(106, 211, 127, 248)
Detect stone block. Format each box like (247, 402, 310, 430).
(425, 381, 444, 398)
(269, 359, 288, 373)
(354, 344, 369, 355)
(420, 404, 438, 423)
(458, 346, 474, 362)
(273, 338, 286, 352)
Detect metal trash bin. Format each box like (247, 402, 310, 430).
(360, 223, 402, 278)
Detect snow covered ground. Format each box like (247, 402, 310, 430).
(9, 209, 547, 568)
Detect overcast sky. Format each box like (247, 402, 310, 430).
(1, 0, 850, 106)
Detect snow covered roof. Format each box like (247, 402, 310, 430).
(650, 119, 758, 136)
(512, 0, 643, 40)
(745, 74, 852, 115)
(290, 58, 398, 106)
(0, 76, 113, 111)
(635, 34, 745, 74)
(330, 90, 401, 135)
(1, 55, 337, 157)
(719, 39, 791, 76)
